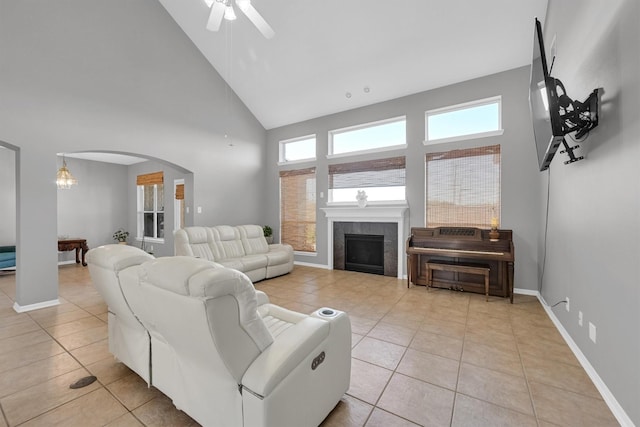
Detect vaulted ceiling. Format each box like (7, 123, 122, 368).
(158, 0, 548, 130)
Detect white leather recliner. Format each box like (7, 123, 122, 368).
(87, 245, 351, 427)
(85, 244, 155, 383)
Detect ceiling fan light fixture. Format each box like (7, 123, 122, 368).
(236, 0, 251, 12)
(224, 4, 237, 21)
(205, 0, 273, 38)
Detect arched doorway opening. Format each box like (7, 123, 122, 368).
(57, 151, 194, 260)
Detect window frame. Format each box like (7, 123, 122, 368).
(278, 134, 317, 165)
(424, 96, 504, 145)
(137, 182, 165, 243)
(328, 116, 407, 159)
(173, 179, 185, 233)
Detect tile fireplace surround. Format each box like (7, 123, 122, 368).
(321, 205, 409, 279)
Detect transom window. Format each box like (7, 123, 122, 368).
(329, 117, 406, 157)
(329, 156, 406, 203)
(136, 171, 165, 241)
(425, 96, 503, 144)
(279, 135, 316, 163)
(426, 145, 501, 228)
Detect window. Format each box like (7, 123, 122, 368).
(425, 96, 503, 144)
(328, 156, 406, 203)
(329, 117, 406, 157)
(174, 180, 185, 232)
(279, 167, 316, 252)
(426, 145, 500, 228)
(279, 135, 316, 163)
(137, 171, 164, 241)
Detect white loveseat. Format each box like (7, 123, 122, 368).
(87, 244, 351, 427)
(174, 225, 294, 283)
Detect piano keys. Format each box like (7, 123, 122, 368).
(406, 227, 515, 302)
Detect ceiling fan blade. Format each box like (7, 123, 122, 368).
(206, 1, 226, 32)
(240, 3, 275, 39)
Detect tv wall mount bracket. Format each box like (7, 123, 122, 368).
(554, 79, 600, 165)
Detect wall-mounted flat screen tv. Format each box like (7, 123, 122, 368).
(529, 18, 565, 171)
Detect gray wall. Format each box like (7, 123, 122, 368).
(56, 157, 128, 263)
(0, 0, 267, 306)
(541, 0, 639, 424)
(0, 147, 16, 246)
(266, 66, 542, 290)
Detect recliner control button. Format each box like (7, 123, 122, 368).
(311, 351, 325, 370)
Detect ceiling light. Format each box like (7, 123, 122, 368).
(224, 4, 237, 21)
(364, 87, 370, 93)
(236, 0, 250, 12)
(56, 156, 78, 189)
(206, 0, 274, 38)
(345, 92, 352, 99)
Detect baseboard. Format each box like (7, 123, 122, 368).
(537, 293, 634, 427)
(13, 299, 60, 313)
(57, 260, 77, 266)
(514, 287, 538, 296)
(293, 261, 330, 269)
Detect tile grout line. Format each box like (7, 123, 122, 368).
(56, 271, 161, 426)
(510, 307, 543, 426)
(349, 287, 398, 426)
(449, 291, 473, 426)
(0, 275, 128, 426)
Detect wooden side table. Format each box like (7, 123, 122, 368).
(58, 238, 89, 266)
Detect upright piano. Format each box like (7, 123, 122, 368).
(406, 227, 515, 302)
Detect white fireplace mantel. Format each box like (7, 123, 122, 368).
(321, 205, 409, 279)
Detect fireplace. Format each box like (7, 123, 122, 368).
(345, 234, 384, 275)
(321, 205, 408, 279)
(332, 222, 398, 277)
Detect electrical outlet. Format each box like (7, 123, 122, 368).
(578, 311, 583, 326)
(150, 245, 154, 252)
(589, 322, 597, 343)
(197, 206, 202, 214)
(565, 297, 570, 312)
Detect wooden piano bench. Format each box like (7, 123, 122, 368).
(426, 261, 491, 302)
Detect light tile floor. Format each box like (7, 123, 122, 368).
(0, 264, 620, 426)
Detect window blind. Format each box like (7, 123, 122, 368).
(136, 171, 163, 186)
(279, 167, 316, 252)
(328, 156, 406, 189)
(175, 184, 184, 200)
(426, 145, 500, 228)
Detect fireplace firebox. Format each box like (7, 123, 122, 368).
(345, 234, 384, 275)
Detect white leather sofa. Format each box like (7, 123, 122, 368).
(174, 225, 294, 283)
(87, 244, 351, 427)
(86, 244, 155, 383)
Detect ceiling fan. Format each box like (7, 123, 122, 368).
(204, 0, 275, 39)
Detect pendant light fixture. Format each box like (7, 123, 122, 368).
(56, 156, 78, 189)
